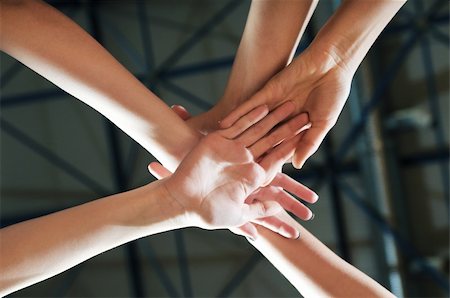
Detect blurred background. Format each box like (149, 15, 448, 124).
(1, 0, 449, 297)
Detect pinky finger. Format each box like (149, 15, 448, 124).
(232, 223, 259, 240)
(148, 162, 173, 179)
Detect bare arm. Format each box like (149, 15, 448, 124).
(0, 2, 396, 296)
(190, 0, 318, 132)
(0, 104, 304, 296)
(189, 1, 399, 295)
(310, 0, 407, 75)
(0, 0, 199, 171)
(0, 180, 185, 296)
(220, 0, 407, 168)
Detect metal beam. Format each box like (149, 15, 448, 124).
(160, 79, 213, 110)
(216, 251, 262, 297)
(175, 231, 193, 297)
(141, 240, 180, 298)
(324, 137, 351, 262)
(339, 180, 450, 293)
(418, 32, 450, 210)
(151, 0, 241, 80)
(0, 117, 110, 195)
(161, 56, 234, 79)
(0, 89, 68, 108)
(334, 30, 420, 163)
(0, 62, 24, 88)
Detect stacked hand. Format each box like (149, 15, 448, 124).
(220, 47, 354, 169)
(151, 102, 318, 239)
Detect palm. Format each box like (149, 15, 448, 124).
(157, 102, 319, 239)
(165, 133, 264, 228)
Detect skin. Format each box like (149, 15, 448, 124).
(219, 0, 408, 169)
(1, 0, 397, 297)
(187, 0, 319, 133)
(163, 1, 405, 296)
(0, 0, 315, 237)
(0, 105, 308, 296)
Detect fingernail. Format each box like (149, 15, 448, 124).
(295, 232, 301, 240)
(246, 236, 255, 242)
(309, 213, 315, 221)
(312, 194, 319, 203)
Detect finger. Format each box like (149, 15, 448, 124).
(220, 105, 268, 139)
(148, 162, 172, 180)
(249, 186, 313, 221)
(234, 223, 258, 240)
(220, 88, 271, 128)
(229, 226, 247, 237)
(243, 200, 283, 221)
(292, 125, 329, 169)
(272, 190, 313, 221)
(235, 101, 295, 148)
(259, 134, 302, 173)
(171, 105, 191, 120)
(271, 173, 318, 203)
(252, 216, 300, 239)
(248, 112, 310, 159)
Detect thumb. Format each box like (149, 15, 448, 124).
(171, 105, 191, 121)
(148, 162, 173, 180)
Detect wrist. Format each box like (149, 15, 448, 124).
(308, 0, 406, 75)
(305, 38, 356, 77)
(187, 103, 228, 134)
(138, 180, 191, 230)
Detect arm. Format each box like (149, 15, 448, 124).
(183, 1, 400, 295)
(311, 0, 407, 75)
(0, 180, 183, 296)
(190, 0, 318, 132)
(0, 104, 303, 296)
(150, 125, 396, 297)
(0, 0, 317, 238)
(220, 0, 407, 168)
(0, 0, 199, 171)
(251, 212, 395, 297)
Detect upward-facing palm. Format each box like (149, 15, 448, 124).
(151, 103, 318, 239)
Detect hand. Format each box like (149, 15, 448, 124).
(154, 102, 316, 239)
(220, 47, 353, 169)
(167, 104, 317, 238)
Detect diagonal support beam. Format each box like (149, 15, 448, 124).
(0, 117, 110, 196)
(217, 251, 262, 297)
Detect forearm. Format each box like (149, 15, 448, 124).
(0, 0, 199, 170)
(251, 213, 395, 297)
(0, 180, 185, 296)
(209, 0, 318, 125)
(309, 0, 406, 75)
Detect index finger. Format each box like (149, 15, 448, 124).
(220, 87, 272, 129)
